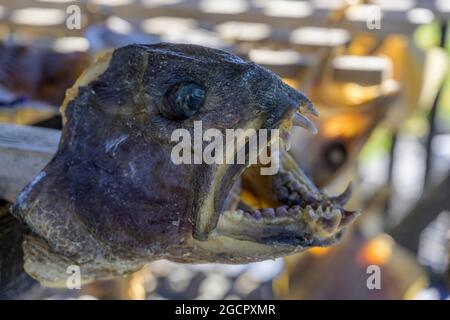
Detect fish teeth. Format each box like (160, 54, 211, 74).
(324, 207, 332, 219)
(298, 185, 309, 198)
(234, 210, 244, 220)
(339, 209, 361, 227)
(300, 99, 320, 117)
(285, 134, 292, 151)
(329, 183, 353, 206)
(323, 214, 340, 232)
(293, 112, 318, 135)
(288, 192, 299, 202)
(276, 206, 289, 217)
(253, 210, 262, 220)
(290, 180, 301, 191)
(316, 206, 323, 216)
(288, 205, 300, 216)
(306, 205, 318, 221)
(244, 211, 252, 220)
(332, 208, 342, 219)
(224, 210, 243, 221)
(280, 130, 292, 151)
(261, 208, 276, 219)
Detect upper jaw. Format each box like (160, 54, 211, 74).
(192, 94, 314, 239)
(206, 99, 317, 231)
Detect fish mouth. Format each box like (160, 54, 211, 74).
(199, 99, 360, 249)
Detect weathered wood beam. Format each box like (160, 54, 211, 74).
(0, 124, 59, 203)
(388, 173, 450, 254)
(1, 0, 444, 47)
(331, 55, 392, 86)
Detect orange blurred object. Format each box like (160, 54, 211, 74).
(357, 234, 394, 266)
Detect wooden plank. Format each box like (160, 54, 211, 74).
(1, 0, 444, 35)
(0, 87, 59, 124)
(0, 0, 84, 11)
(0, 124, 59, 202)
(388, 173, 450, 254)
(416, 0, 450, 20)
(0, 0, 88, 36)
(114, 0, 331, 29)
(214, 21, 351, 50)
(247, 48, 315, 79)
(1, 0, 442, 46)
(112, 0, 434, 36)
(331, 55, 391, 86)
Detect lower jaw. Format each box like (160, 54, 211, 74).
(209, 151, 358, 248)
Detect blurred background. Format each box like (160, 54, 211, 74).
(0, 0, 449, 300)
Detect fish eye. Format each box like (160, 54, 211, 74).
(161, 81, 205, 120)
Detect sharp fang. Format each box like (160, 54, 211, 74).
(293, 113, 318, 135)
(285, 134, 292, 151)
(280, 130, 292, 151)
(324, 207, 332, 218)
(317, 206, 324, 216)
(301, 100, 320, 117)
(330, 183, 353, 206)
(332, 208, 342, 218)
(307, 206, 318, 221)
(339, 209, 361, 227)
